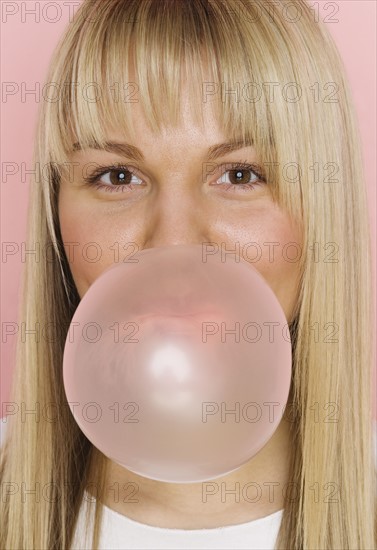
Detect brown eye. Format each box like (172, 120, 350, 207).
(228, 169, 254, 185)
(216, 165, 260, 186)
(107, 169, 134, 186)
(84, 165, 144, 191)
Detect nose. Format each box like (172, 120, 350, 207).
(143, 185, 211, 249)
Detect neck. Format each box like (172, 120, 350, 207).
(88, 414, 293, 529)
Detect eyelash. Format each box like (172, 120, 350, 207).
(82, 161, 266, 194)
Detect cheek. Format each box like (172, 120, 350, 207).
(58, 191, 302, 320)
(256, 224, 302, 322)
(252, 214, 302, 322)
(248, 215, 301, 288)
(213, 204, 302, 322)
(58, 197, 127, 297)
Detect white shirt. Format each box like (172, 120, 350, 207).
(70, 491, 283, 549)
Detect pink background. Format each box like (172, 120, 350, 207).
(1, 1, 376, 417)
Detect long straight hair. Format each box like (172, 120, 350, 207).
(1, 1, 375, 548)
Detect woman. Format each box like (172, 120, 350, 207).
(1, 0, 375, 548)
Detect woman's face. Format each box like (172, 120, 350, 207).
(58, 86, 302, 324)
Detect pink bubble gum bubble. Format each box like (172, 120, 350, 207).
(63, 244, 292, 483)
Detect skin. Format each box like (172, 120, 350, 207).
(58, 80, 302, 529)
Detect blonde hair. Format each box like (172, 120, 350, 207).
(1, 0, 376, 548)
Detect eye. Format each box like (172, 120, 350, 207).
(83, 164, 144, 193)
(213, 162, 266, 192)
(83, 161, 266, 195)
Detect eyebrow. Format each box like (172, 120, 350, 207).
(72, 139, 254, 162)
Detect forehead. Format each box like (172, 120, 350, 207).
(106, 87, 224, 146)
